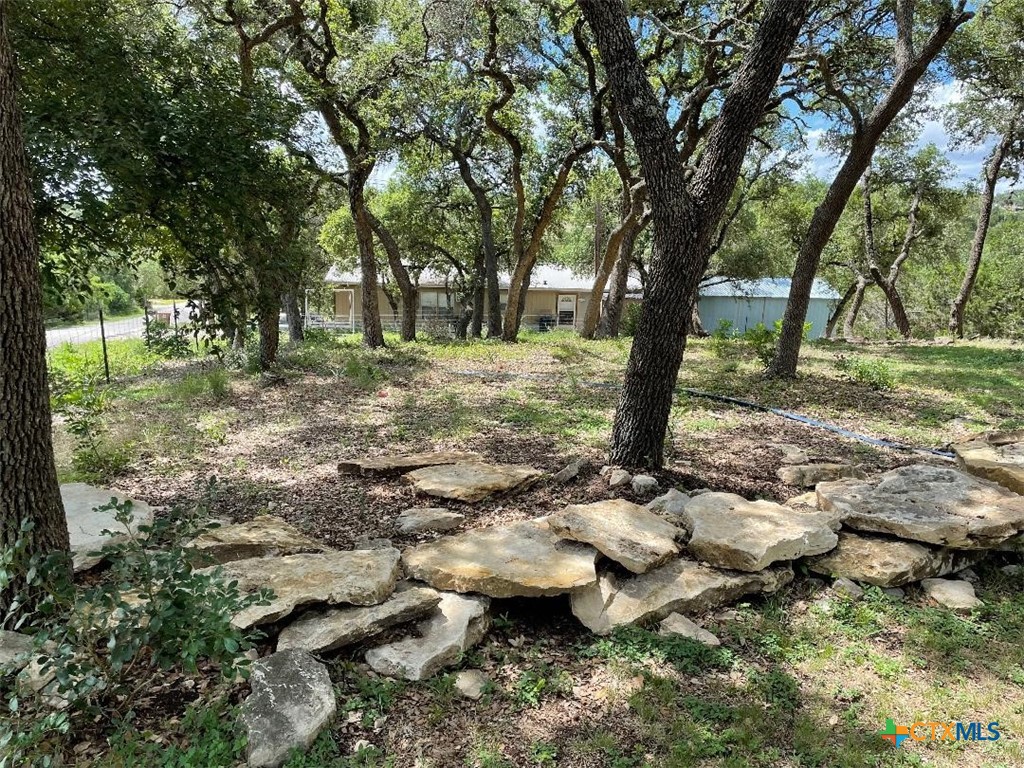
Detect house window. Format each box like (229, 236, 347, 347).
(420, 290, 453, 319)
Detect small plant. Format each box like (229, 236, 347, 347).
(529, 741, 558, 766)
(742, 322, 777, 368)
(620, 301, 642, 337)
(514, 663, 573, 708)
(144, 320, 194, 358)
(833, 354, 896, 390)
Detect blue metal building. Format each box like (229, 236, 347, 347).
(697, 278, 841, 339)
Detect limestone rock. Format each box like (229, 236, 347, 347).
(188, 516, 326, 565)
(0, 631, 35, 673)
(784, 492, 819, 509)
(547, 500, 681, 573)
(240, 649, 336, 768)
(277, 586, 441, 654)
(1000, 564, 1022, 576)
(608, 469, 632, 488)
(570, 559, 791, 635)
(455, 669, 490, 700)
(921, 578, 982, 611)
(882, 587, 906, 600)
(402, 520, 598, 598)
(832, 577, 864, 600)
(776, 463, 864, 488)
(365, 593, 490, 681)
(679, 492, 839, 572)
(551, 458, 587, 484)
(396, 508, 465, 534)
(953, 430, 1024, 495)
(807, 532, 985, 587)
(631, 475, 659, 494)
(646, 488, 690, 517)
(778, 444, 810, 465)
(61, 483, 155, 572)
(658, 613, 721, 646)
(203, 549, 401, 629)
(338, 451, 481, 476)
(817, 465, 1024, 549)
(404, 462, 542, 503)
(354, 536, 395, 550)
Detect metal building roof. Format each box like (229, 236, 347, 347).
(325, 264, 642, 292)
(698, 277, 841, 300)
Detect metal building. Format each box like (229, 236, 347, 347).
(697, 278, 841, 339)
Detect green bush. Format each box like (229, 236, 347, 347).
(833, 354, 897, 390)
(0, 498, 270, 767)
(144, 321, 194, 358)
(620, 302, 642, 337)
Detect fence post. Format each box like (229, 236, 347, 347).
(98, 307, 111, 384)
(143, 304, 151, 348)
(172, 300, 179, 330)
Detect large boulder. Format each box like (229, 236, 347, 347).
(239, 649, 336, 768)
(817, 465, 1024, 549)
(952, 430, 1024, 495)
(61, 483, 155, 572)
(570, 558, 792, 635)
(404, 462, 543, 503)
(678, 493, 839, 572)
(276, 586, 441, 654)
(201, 549, 401, 629)
(188, 516, 327, 565)
(338, 450, 481, 476)
(806, 532, 985, 587)
(776, 463, 864, 488)
(547, 500, 681, 573)
(402, 520, 598, 598)
(365, 592, 490, 681)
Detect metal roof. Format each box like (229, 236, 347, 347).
(325, 264, 642, 292)
(698, 277, 841, 301)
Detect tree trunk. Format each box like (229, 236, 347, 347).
(826, 281, 858, 339)
(470, 247, 485, 338)
(863, 168, 917, 339)
(948, 122, 1015, 337)
(768, 2, 972, 376)
(366, 209, 416, 342)
(348, 180, 385, 348)
(582, 193, 642, 339)
(843, 277, 869, 340)
(582, 0, 811, 467)
(1, 3, 70, 611)
(598, 215, 645, 338)
(257, 301, 279, 370)
(451, 148, 501, 338)
(687, 303, 706, 337)
(283, 291, 304, 343)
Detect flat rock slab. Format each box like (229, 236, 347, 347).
(188, 516, 327, 565)
(571, 558, 792, 635)
(0, 630, 36, 673)
(404, 462, 543, 503)
(817, 464, 1024, 549)
(659, 613, 721, 646)
(62, 483, 155, 572)
(953, 430, 1024, 495)
(240, 649, 336, 768)
(679, 492, 839, 572)
(807, 532, 985, 587)
(365, 592, 490, 681)
(547, 500, 681, 573)
(403, 520, 598, 597)
(396, 508, 465, 534)
(276, 586, 441, 654)
(921, 578, 982, 611)
(338, 451, 481, 476)
(647, 488, 690, 517)
(777, 464, 864, 488)
(202, 549, 401, 629)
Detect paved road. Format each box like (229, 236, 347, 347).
(46, 314, 147, 349)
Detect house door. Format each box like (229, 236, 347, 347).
(335, 289, 354, 330)
(557, 294, 577, 327)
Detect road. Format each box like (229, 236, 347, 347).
(45, 302, 186, 349)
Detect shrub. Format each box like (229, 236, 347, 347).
(620, 302, 642, 337)
(0, 498, 270, 767)
(144, 320, 194, 358)
(833, 354, 897, 390)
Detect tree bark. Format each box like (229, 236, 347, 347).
(598, 214, 646, 338)
(843, 276, 870, 339)
(283, 291, 304, 342)
(768, 1, 973, 376)
(257, 301, 279, 369)
(347, 178, 385, 348)
(366, 209, 417, 342)
(826, 281, 858, 339)
(948, 121, 1016, 337)
(582, 0, 811, 467)
(1, 3, 70, 611)
(582, 187, 644, 339)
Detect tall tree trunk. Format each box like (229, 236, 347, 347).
(948, 122, 1016, 337)
(843, 277, 869, 340)
(598, 215, 645, 338)
(470, 247, 485, 338)
(1, 3, 70, 611)
(283, 291, 304, 343)
(826, 281, 858, 339)
(768, 1, 973, 376)
(582, 192, 643, 339)
(582, 0, 811, 467)
(348, 180, 385, 348)
(367, 209, 416, 342)
(257, 301, 279, 370)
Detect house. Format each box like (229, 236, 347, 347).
(324, 264, 641, 332)
(695, 278, 841, 339)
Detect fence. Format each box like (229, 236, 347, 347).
(309, 312, 583, 335)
